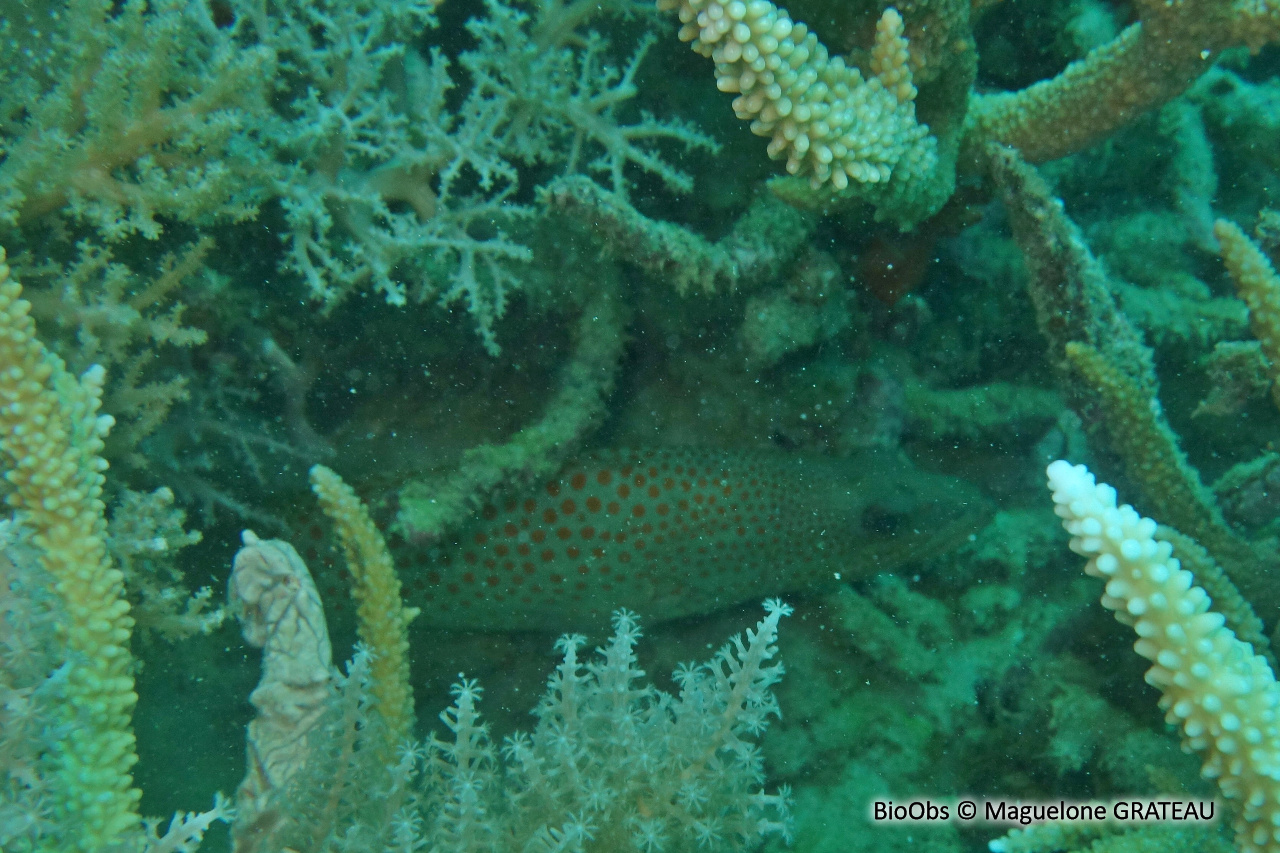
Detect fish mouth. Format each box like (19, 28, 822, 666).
(855, 495, 992, 571)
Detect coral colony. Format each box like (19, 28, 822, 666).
(4, 0, 1280, 851)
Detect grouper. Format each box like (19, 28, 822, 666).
(392, 447, 991, 630)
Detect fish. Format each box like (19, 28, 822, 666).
(392, 447, 991, 631)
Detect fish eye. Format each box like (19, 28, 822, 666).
(860, 505, 905, 536)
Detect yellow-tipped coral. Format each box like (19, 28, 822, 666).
(310, 464, 418, 748)
(0, 249, 141, 849)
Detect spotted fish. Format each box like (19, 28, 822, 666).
(392, 447, 989, 630)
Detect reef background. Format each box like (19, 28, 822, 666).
(3, 0, 1280, 849)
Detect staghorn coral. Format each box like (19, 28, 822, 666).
(310, 465, 419, 752)
(0, 251, 141, 849)
(8, 1, 1280, 852)
(0, 253, 230, 851)
(658, 1, 935, 195)
(965, 0, 1280, 167)
(1216, 218, 1280, 412)
(1047, 460, 1280, 853)
(660, 0, 1280, 227)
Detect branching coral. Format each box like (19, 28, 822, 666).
(661, 0, 1280, 226)
(659, 1, 933, 192)
(265, 0, 716, 350)
(1048, 460, 1280, 853)
(966, 0, 1280, 167)
(310, 465, 419, 753)
(0, 0, 274, 238)
(1216, 218, 1280, 412)
(0, 251, 140, 849)
(0, 252, 231, 851)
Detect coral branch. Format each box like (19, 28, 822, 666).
(310, 465, 418, 752)
(657, 0, 936, 194)
(1216, 218, 1280, 412)
(1047, 460, 1280, 853)
(0, 249, 140, 850)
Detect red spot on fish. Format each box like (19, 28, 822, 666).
(586, 496, 602, 512)
(571, 472, 587, 490)
(561, 498, 576, 515)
